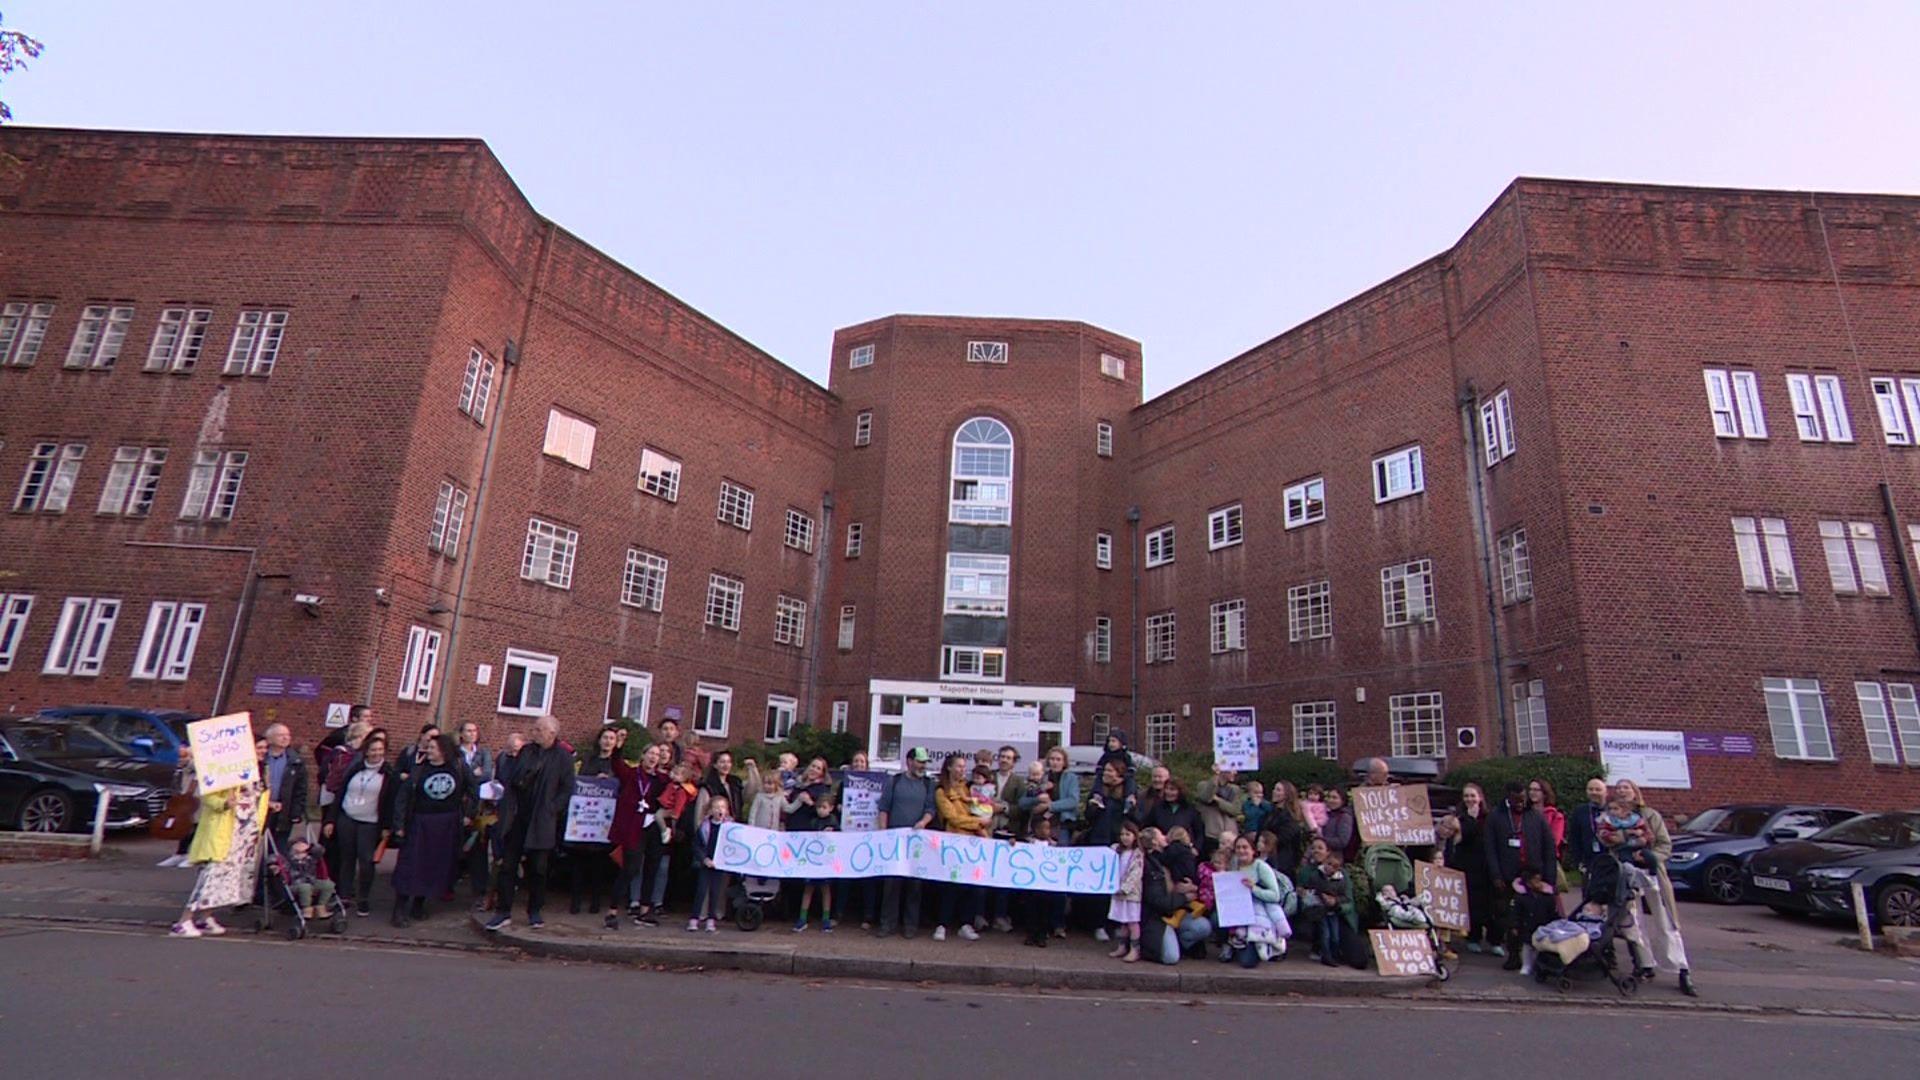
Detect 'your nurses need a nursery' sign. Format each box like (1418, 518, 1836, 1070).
(712, 823, 1120, 894)
(1353, 783, 1435, 845)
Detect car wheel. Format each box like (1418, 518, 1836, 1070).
(16, 788, 73, 833)
(1875, 882, 1920, 928)
(1703, 859, 1744, 905)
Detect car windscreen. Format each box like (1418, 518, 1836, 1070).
(1810, 813, 1920, 849)
(1686, 807, 1773, 836)
(2, 721, 133, 760)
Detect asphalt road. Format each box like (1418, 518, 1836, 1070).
(1, 920, 1914, 1078)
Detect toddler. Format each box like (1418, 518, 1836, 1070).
(969, 766, 998, 821)
(749, 768, 785, 830)
(1024, 760, 1052, 802)
(283, 837, 335, 919)
(793, 794, 841, 933)
(1023, 814, 1062, 947)
(690, 795, 732, 933)
(778, 752, 801, 796)
(1598, 795, 1652, 863)
(1107, 820, 1144, 962)
(1241, 781, 1272, 837)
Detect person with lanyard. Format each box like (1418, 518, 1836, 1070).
(1484, 781, 1557, 973)
(389, 732, 471, 927)
(1563, 777, 1608, 878)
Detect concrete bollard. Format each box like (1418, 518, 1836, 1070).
(1851, 881, 1873, 951)
(90, 787, 111, 856)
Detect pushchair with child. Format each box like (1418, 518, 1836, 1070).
(1530, 851, 1644, 995)
(257, 829, 349, 939)
(730, 874, 780, 931)
(1377, 884, 1452, 983)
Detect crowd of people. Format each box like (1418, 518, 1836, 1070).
(160, 712, 1696, 995)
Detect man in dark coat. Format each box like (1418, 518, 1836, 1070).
(1563, 777, 1609, 877)
(1484, 781, 1558, 971)
(485, 716, 575, 931)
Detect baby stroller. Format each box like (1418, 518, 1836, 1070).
(1377, 885, 1452, 982)
(1530, 852, 1643, 995)
(729, 875, 780, 931)
(257, 830, 348, 940)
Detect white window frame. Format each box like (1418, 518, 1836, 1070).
(0, 301, 55, 366)
(830, 700, 850, 734)
(774, 595, 808, 647)
(848, 343, 874, 369)
(845, 522, 864, 558)
(621, 548, 669, 612)
(1497, 528, 1534, 604)
(179, 449, 247, 521)
(396, 625, 442, 703)
(1480, 389, 1516, 466)
(1100, 353, 1126, 380)
(1095, 531, 1113, 570)
(693, 682, 733, 736)
(949, 417, 1014, 525)
(1145, 524, 1175, 568)
(520, 518, 580, 590)
(705, 573, 744, 631)
(1705, 368, 1767, 439)
(1381, 558, 1437, 627)
(458, 347, 496, 424)
(784, 508, 816, 554)
(1089, 712, 1111, 745)
(145, 307, 213, 372)
(1094, 616, 1112, 663)
(43, 597, 120, 677)
(1096, 421, 1114, 458)
(1145, 713, 1178, 758)
(1145, 610, 1176, 664)
(1389, 691, 1446, 758)
(1372, 446, 1425, 503)
(16, 442, 85, 514)
(1819, 520, 1888, 597)
(717, 480, 755, 531)
(1869, 377, 1918, 446)
(97, 446, 167, 518)
(765, 694, 798, 743)
(131, 601, 207, 682)
(1210, 598, 1246, 654)
(1854, 682, 1920, 766)
(606, 667, 653, 724)
(966, 340, 1009, 364)
(64, 304, 134, 370)
(0, 594, 34, 672)
(1786, 373, 1853, 443)
(854, 410, 873, 447)
(944, 552, 1010, 616)
(1292, 701, 1338, 760)
(497, 649, 557, 717)
(838, 604, 856, 651)
(222, 310, 288, 376)
(1513, 679, 1549, 755)
(1763, 677, 1834, 761)
(637, 447, 682, 502)
(940, 645, 1006, 682)
(1732, 516, 1798, 593)
(1207, 504, 1244, 551)
(1288, 580, 1332, 642)
(542, 409, 597, 470)
(428, 480, 469, 557)
(1284, 477, 1326, 528)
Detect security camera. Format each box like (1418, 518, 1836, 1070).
(294, 593, 322, 607)
(372, 588, 391, 605)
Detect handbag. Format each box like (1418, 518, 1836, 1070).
(150, 794, 198, 840)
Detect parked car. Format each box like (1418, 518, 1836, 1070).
(1064, 745, 1158, 783)
(0, 715, 174, 833)
(1742, 811, 1920, 928)
(1348, 756, 1462, 816)
(1668, 803, 1862, 904)
(37, 706, 201, 766)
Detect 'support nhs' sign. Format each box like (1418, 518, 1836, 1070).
(713, 823, 1120, 894)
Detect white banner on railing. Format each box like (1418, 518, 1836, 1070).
(712, 823, 1120, 895)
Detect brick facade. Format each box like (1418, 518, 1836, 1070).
(3, 128, 1918, 813)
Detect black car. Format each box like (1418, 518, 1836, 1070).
(1742, 811, 1920, 928)
(0, 715, 174, 832)
(1667, 804, 1861, 904)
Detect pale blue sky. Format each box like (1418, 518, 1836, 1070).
(8, 2, 1920, 395)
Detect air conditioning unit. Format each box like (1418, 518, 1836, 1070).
(1456, 727, 1479, 750)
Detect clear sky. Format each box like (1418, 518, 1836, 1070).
(7, 2, 1920, 396)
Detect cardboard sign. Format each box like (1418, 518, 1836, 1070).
(1415, 860, 1470, 933)
(1211, 707, 1259, 772)
(1353, 783, 1435, 845)
(563, 775, 619, 844)
(712, 823, 1120, 894)
(1598, 729, 1692, 789)
(1371, 929, 1437, 976)
(837, 769, 886, 832)
(187, 713, 258, 796)
(1212, 870, 1257, 927)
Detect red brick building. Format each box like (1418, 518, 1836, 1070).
(2, 127, 1918, 811)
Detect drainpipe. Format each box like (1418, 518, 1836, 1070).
(1459, 385, 1511, 756)
(123, 540, 257, 715)
(1126, 504, 1142, 743)
(1879, 483, 1920, 661)
(802, 489, 833, 726)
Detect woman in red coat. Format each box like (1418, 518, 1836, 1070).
(605, 740, 669, 929)
(1528, 777, 1567, 861)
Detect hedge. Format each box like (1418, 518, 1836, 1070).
(1154, 750, 1349, 796)
(1442, 754, 1604, 804)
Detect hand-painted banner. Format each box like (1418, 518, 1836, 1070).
(188, 712, 258, 796)
(712, 823, 1119, 894)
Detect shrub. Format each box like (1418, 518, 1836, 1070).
(729, 726, 863, 773)
(1160, 750, 1215, 794)
(608, 719, 652, 764)
(1443, 754, 1603, 804)
(1246, 753, 1349, 795)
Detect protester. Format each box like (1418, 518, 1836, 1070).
(171, 769, 267, 938)
(986, 745, 1026, 931)
(1140, 827, 1213, 964)
(566, 727, 621, 917)
(1364, 757, 1391, 787)
(1130, 765, 1172, 825)
(689, 794, 734, 933)
(1564, 777, 1609, 878)
(1018, 746, 1082, 839)
(1485, 781, 1557, 973)
(747, 759, 784, 830)
(325, 731, 396, 917)
(933, 752, 988, 941)
(1195, 766, 1245, 858)
(1106, 819, 1145, 961)
(1240, 781, 1272, 837)
(875, 747, 937, 937)
(261, 723, 308, 851)
(1145, 777, 1203, 848)
(1302, 849, 1356, 967)
(485, 716, 575, 932)
(1226, 833, 1292, 966)
(396, 723, 440, 784)
(607, 742, 666, 929)
(631, 745, 675, 924)
(1082, 760, 1133, 847)
(1320, 787, 1357, 861)
(389, 732, 471, 927)
(696, 749, 746, 831)
(1528, 777, 1567, 860)
(1446, 782, 1497, 954)
(156, 745, 199, 868)
(1259, 780, 1308, 878)
(1095, 731, 1136, 793)
(1302, 783, 1329, 834)
(1609, 779, 1696, 996)
(1021, 813, 1063, 947)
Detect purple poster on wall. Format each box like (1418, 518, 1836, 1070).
(252, 675, 286, 697)
(1684, 733, 1757, 756)
(288, 677, 322, 700)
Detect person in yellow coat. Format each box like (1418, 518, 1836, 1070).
(172, 775, 269, 938)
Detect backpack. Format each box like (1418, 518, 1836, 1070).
(1363, 843, 1415, 897)
(1270, 867, 1299, 917)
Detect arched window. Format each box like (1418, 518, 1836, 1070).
(949, 417, 1013, 525)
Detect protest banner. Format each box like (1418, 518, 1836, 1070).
(711, 823, 1119, 895)
(1212, 870, 1257, 927)
(837, 769, 887, 832)
(1211, 707, 1258, 772)
(563, 775, 619, 844)
(1353, 783, 1435, 845)
(1370, 929, 1437, 976)
(1414, 860, 1470, 933)
(187, 713, 258, 796)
